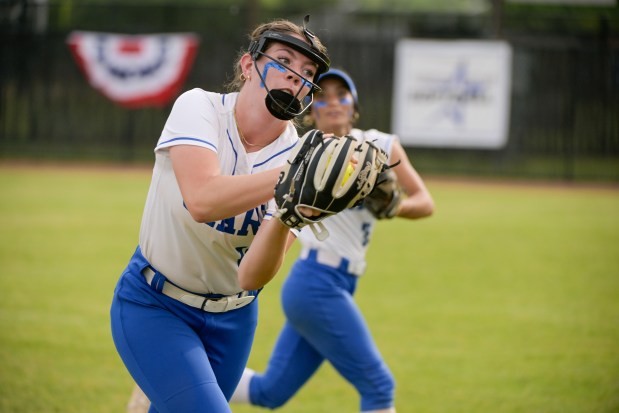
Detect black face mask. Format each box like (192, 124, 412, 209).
(265, 89, 303, 121)
(251, 53, 319, 121)
(247, 16, 330, 120)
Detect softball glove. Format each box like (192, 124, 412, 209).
(363, 168, 403, 219)
(274, 129, 387, 240)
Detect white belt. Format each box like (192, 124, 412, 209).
(300, 248, 366, 276)
(141, 267, 256, 313)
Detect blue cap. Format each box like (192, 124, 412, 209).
(317, 68, 358, 107)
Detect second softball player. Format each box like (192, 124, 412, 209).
(231, 68, 435, 413)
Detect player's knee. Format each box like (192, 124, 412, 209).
(250, 374, 293, 410)
(253, 391, 291, 410)
(359, 366, 395, 410)
(260, 395, 289, 410)
(374, 369, 395, 399)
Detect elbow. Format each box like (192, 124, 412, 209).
(239, 278, 262, 292)
(404, 194, 434, 219)
(238, 259, 282, 291)
(184, 198, 218, 223)
(238, 262, 262, 291)
(422, 197, 435, 218)
(238, 270, 266, 291)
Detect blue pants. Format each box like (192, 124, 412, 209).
(249, 251, 395, 411)
(110, 247, 258, 413)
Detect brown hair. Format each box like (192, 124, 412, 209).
(226, 19, 328, 92)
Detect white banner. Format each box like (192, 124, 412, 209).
(391, 39, 512, 149)
(67, 31, 199, 108)
(508, 0, 614, 4)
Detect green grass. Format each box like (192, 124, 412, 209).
(0, 164, 618, 413)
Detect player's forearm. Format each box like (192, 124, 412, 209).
(237, 219, 289, 290)
(397, 190, 435, 219)
(184, 169, 281, 223)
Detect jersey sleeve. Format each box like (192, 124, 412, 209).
(155, 88, 220, 153)
(364, 129, 398, 163)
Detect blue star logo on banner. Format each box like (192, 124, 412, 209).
(422, 61, 489, 126)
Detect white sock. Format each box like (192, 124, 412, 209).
(229, 368, 255, 404)
(362, 408, 396, 413)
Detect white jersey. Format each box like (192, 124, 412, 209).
(139, 88, 298, 295)
(297, 128, 397, 276)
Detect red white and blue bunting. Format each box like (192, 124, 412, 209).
(67, 31, 199, 108)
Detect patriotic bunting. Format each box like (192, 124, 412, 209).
(67, 31, 199, 108)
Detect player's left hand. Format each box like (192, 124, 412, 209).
(274, 129, 387, 239)
(363, 169, 403, 219)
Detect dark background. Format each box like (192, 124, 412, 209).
(1, 1, 618, 181)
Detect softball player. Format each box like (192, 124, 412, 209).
(230, 69, 435, 412)
(111, 18, 330, 413)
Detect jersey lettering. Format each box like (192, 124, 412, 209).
(205, 204, 268, 236)
(361, 222, 371, 246)
(215, 217, 236, 234)
(235, 246, 249, 266)
(237, 205, 264, 236)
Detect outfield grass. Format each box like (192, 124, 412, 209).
(0, 164, 617, 413)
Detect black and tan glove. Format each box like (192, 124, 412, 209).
(274, 129, 387, 239)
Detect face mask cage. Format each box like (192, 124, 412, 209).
(246, 16, 330, 120)
(248, 19, 330, 76)
(250, 50, 322, 120)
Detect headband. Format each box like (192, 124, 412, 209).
(248, 26, 330, 77)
